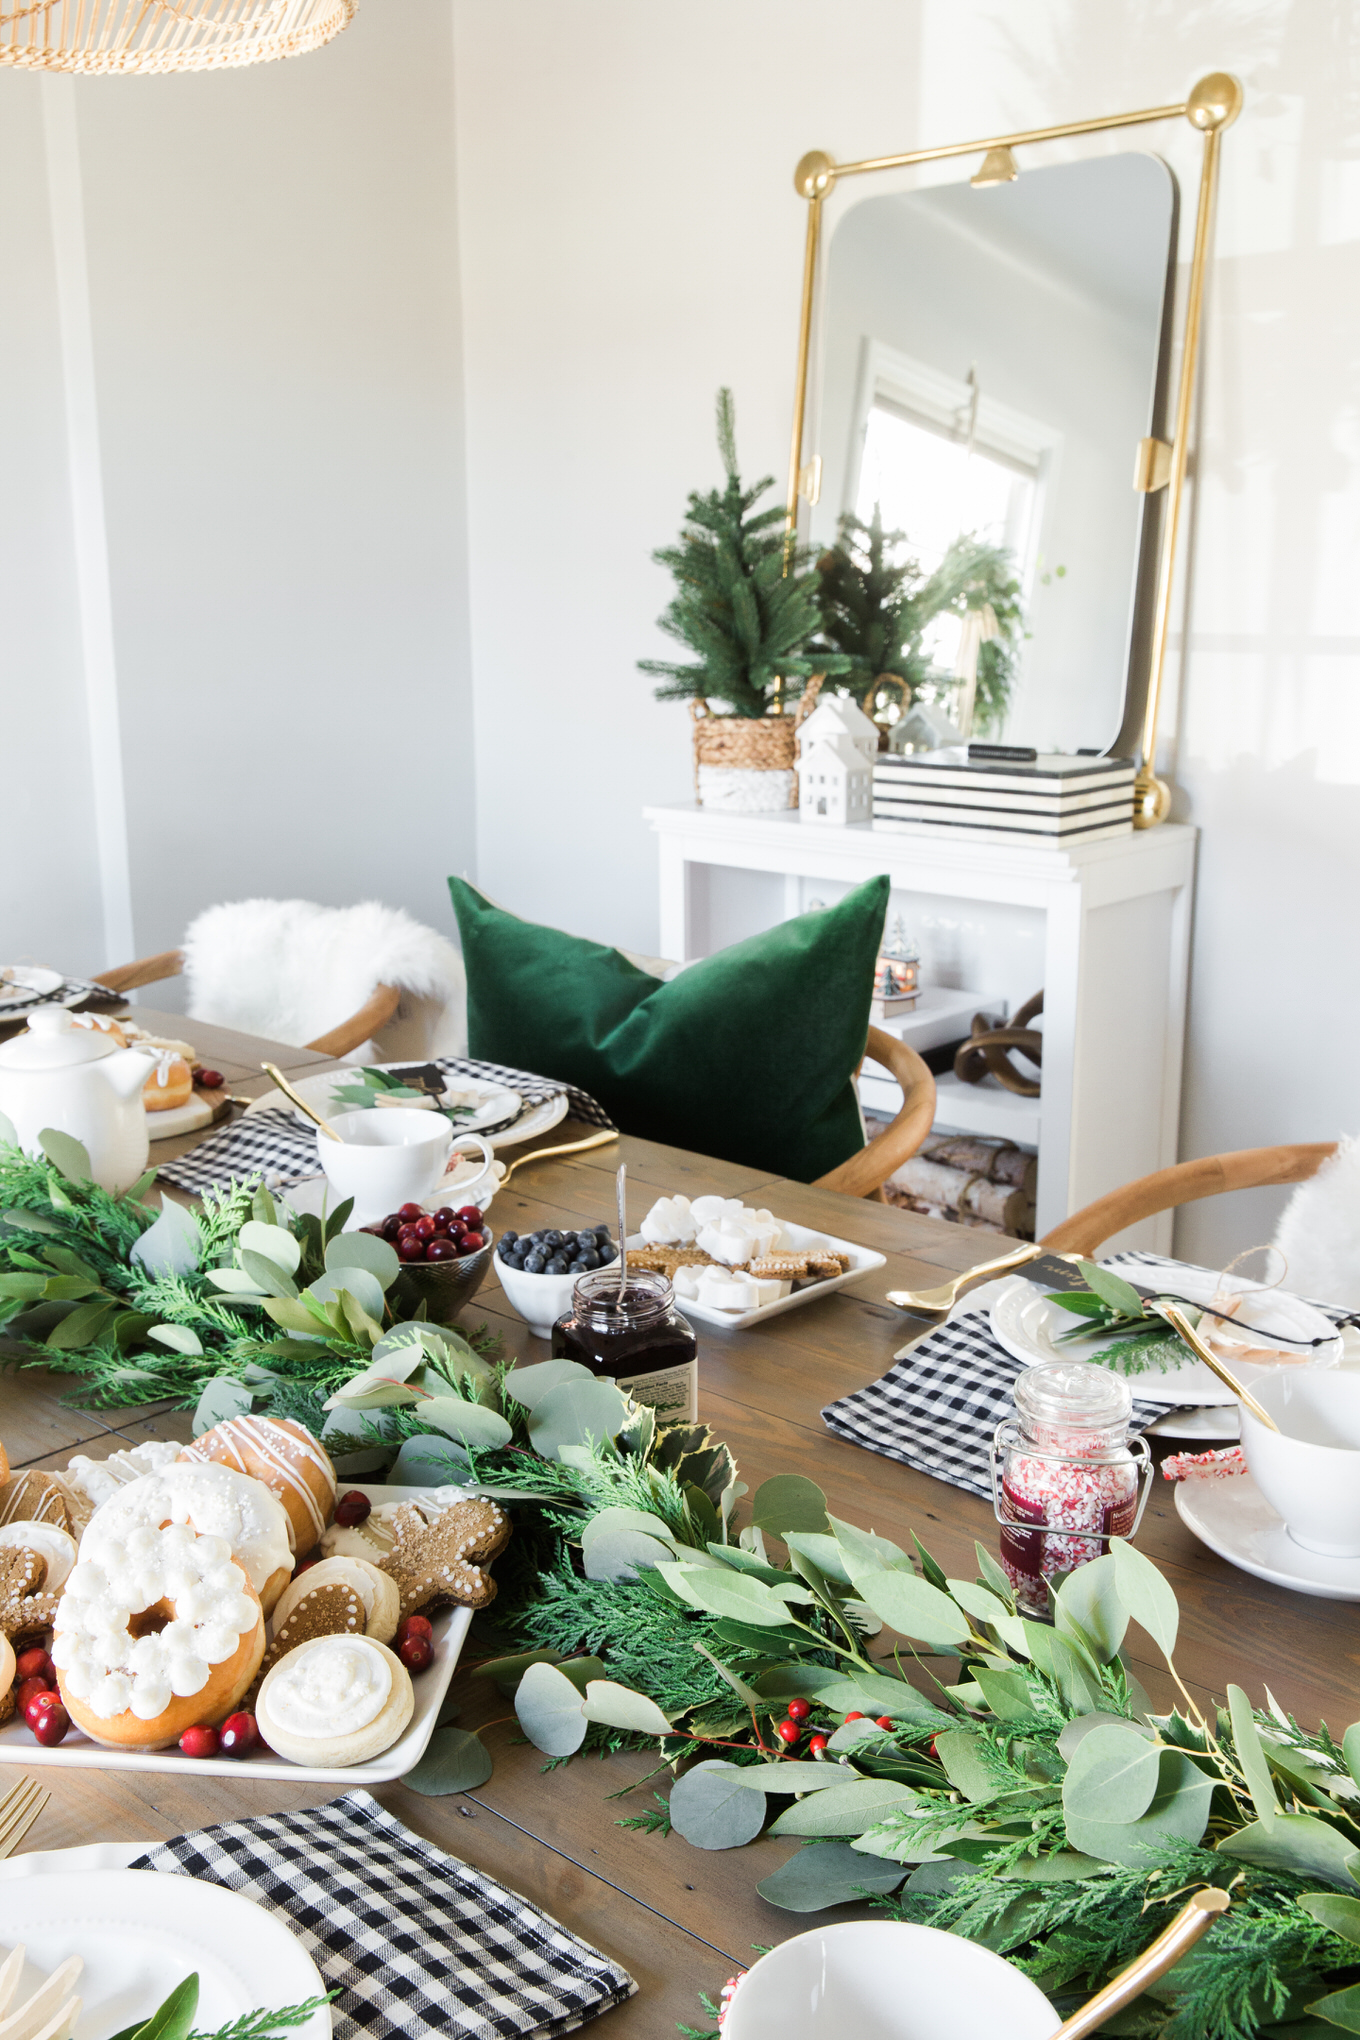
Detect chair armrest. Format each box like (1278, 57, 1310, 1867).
(1042, 1141, 1336, 1256)
(306, 983, 402, 1059)
(93, 949, 185, 993)
(813, 1026, 936, 1200)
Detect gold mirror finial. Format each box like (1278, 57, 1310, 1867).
(1186, 71, 1243, 132)
(794, 151, 837, 200)
(971, 146, 1019, 188)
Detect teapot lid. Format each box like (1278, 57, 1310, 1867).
(0, 1008, 118, 1070)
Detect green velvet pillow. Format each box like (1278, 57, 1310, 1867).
(448, 873, 889, 1183)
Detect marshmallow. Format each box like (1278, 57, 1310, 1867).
(696, 1219, 760, 1266)
(689, 1195, 744, 1225)
(639, 1195, 697, 1245)
(672, 1265, 703, 1300)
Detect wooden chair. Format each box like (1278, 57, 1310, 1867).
(813, 1027, 936, 1201)
(1041, 1143, 1337, 1257)
(93, 950, 401, 1061)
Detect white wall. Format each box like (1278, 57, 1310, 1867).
(453, 0, 1360, 1266)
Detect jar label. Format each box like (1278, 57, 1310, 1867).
(621, 1358, 697, 1423)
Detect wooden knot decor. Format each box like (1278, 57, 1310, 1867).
(954, 991, 1043, 1097)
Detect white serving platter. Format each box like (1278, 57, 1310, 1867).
(0, 1483, 471, 1783)
(629, 1220, 886, 1332)
(0, 1870, 331, 2040)
(244, 1064, 568, 1149)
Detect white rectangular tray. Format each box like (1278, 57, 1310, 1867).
(631, 1219, 886, 1331)
(1, 1484, 471, 1784)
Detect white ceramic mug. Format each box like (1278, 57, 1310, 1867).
(1240, 1369, 1360, 1557)
(429, 1134, 498, 1216)
(318, 1108, 455, 1226)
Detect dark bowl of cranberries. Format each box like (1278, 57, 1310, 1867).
(365, 1202, 494, 1325)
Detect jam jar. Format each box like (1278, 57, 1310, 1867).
(991, 1357, 1151, 1616)
(552, 1266, 698, 1421)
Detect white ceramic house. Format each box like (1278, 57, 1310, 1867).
(797, 732, 872, 825)
(798, 693, 880, 764)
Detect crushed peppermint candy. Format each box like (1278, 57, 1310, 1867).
(1161, 1445, 1247, 1481)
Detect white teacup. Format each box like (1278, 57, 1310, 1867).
(1240, 1369, 1360, 1557)
(318, 1108, 455, 1226)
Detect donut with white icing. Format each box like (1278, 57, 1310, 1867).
(178, 1418, 336, 1556)
(83, 1464, 293, 1616)
(65, 1439, 183, 1510)
(143, 1053, 192, 1112)
(255, 1633, 413, 1766)
(53, 1521, 264, 1749)
(269, 1554, 399, 1644)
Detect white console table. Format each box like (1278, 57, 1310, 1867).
(643, 805, 1197, 1250)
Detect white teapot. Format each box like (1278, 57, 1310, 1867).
(0, 1009, 157, 1193)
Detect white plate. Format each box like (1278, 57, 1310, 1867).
(0, 1870, 330, 2040)
(628, 1221, 886, 1331)
(0, 965, 63, 1004)
(1175, 1468, 1360, 1600)
(0, 1483, 470, 1782)
(1146, 1404, 1240, 1441)
(245, 1067, 569, 1150)
(990, 1267, 1343, 1406)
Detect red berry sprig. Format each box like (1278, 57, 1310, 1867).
(786, 1697, 811, 1722)
(219, 1710, 258, 1758)
(774, 1718, 800, 1746)
(808, 1734, 829, 1758)
(179, 1724, 220, 1759)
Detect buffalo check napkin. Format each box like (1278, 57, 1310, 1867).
(820, 1250, 1350, 1500)
(157, 1056, 614, 1196)
(130, 1790, 636, 2040)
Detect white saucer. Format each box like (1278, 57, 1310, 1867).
(1175, 1468, 1360, 1599)
(1146, 1404, 1239, 1441)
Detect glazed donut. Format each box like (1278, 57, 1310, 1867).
(0, 1521, 76, 1590)
(255, 1634, 413, 1766)
(179, 1418, 336, 1555)
(143, 1052, 192, 1112)
(83, 1464, 293, 1616)
(270, 1555, 399, 1644)
(53, 1521, 264, 1749)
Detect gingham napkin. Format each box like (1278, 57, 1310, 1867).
(820, 1250, 1351, 1500)
(129, 1790, 636, 2040)
(157, 1056, 614, 1196)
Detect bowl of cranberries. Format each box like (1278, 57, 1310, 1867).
(365, 1202, 494, 1324)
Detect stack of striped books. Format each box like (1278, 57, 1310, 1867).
(872, 751, 1136, 846)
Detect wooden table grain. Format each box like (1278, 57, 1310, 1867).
(2, 1012, 1356, 2038)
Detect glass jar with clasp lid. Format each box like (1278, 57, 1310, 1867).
(990, 1357, 1153, 1617)
(552, 1266, 698, 1423)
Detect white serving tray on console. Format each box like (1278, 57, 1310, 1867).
(0, 1484, 470, 1784)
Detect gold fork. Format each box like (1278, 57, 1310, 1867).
(0, 1776, 49, 1859)
(886, 1240, 1084, 1314)
(498, 1129, 619, 1182)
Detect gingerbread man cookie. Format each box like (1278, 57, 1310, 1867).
(0, 1546, 60, 1645)
(379, 1499, 510, 1617)
(244, 1580, 366, 1710)
(0, 1470, 91, 1539)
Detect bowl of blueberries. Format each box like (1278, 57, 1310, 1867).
(495, 1222, 619, 1338)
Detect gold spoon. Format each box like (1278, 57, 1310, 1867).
(260, 1061, 343, 1143)
(498, 1128, 618, 1182)
(886, 1241, 1084, 1315)
(1050, 1887, 1229, 2040)
(1161, 1303, 1280, 1432)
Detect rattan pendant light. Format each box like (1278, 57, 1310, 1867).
(0, 0, 356, 74)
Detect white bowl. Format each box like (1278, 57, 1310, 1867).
(495, 1253, 581, 1340)
(722, 1921, 1059, 2040)
(1240, 1368, 1360, 1557)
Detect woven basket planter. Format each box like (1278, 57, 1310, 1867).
(0, 0, 355, 74)
(690, 686, 818, 813)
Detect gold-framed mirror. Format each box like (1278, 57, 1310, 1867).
(785, 73, 1242, 827)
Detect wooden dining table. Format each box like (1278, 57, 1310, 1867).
(2, 1007, 1357, 2038)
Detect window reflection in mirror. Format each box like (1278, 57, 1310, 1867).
(812, 154, 1175, 754)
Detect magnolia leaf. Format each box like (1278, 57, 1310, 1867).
(308, 1265, 385, 1320)
(850, 1567, 970, 1650)
(783, 1532, 853, 1585)
(325, 1229, 400, 1288)
(582, 1529, 675, 1581)
(583, 1680, 673, 1737)
(1057, 1711, 1155, 1760)
(130, 1197, 202, 1279)
(1061, 1723, 1161, 1826)
(148, 1322, 204, 1356)
(1301, 1894, 1360, 1944)
(667, 1761, 766, 1850)
(0, 1273, 48, 1299)
(238, 1220, 302, 1275)
(130, 1974, 200, 2040)
(192, 1375, 254, 1435)
(38, 1127, 93, 1182)
(1053, 1554, 1129, 1665)
(45, 1297, 118, 1350)
(756, 1840, 906, 1912)
(581, 1506, 678, 1551)
(402, 1725, 493, 1795)
(473, 1649, 563, 1693)
(263, 1296, 328, 1335)
(514, 1660, 587, 1756)
(1219, 1813, 1360, 1890)
(1066, 1749, 1214, 1866)
(415, 1399, 513, 1452)
(828, 1514, 911, 1572)
(553, 1656, 607, 1694)
(504, 1359, 595, 1410)
(770, 1779, 917, 1837)
(527, 1377, 631, 1460)
(1228, 1683, 1282, 1823)
(386, 1436, 472, 1486)
(750, 1474, 829, 1537)
(1308, 1985, 1360, 2034)
(662, 1565, 808, 1629)
(1344, 1724, 1360, 1792)
(206, 1267, 268, 1296)
(1110, 1537, 1179, 1657)
(1078, 1260, 1145, 1317)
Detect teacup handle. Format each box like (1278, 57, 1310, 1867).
(434, 1131, 495, 1192)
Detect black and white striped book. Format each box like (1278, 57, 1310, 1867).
(872, 750, 1134, 843)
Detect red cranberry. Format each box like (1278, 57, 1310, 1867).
(455, 1206, 483, 1229)
(27, 1693, 69, 1745)
(808, 1734, 828, 1757)
(219, 1711, 258, 1758)
(292, 1555, 319, 1579)
(334, 1490, 372, 1527)
(15, 1647, 54, 1684)
(786, 1697, 811, 1722)
(432, 1208, 457, 1230)
(775, 1718, 800, 1745)
(397, 1232, 425, 1263)
(197, 1069, 224, 1089)
(413, 1215, 437, 1242)
(461, 1231, 486, 1252)
(179, 1724, 220, 1759)
(425, 1237, 458, 1262)
(398, 1634, 434, 1674)
(397, 1202, 424, 1222)
(380, 1214, 403, 1241)
(396, 1614, 433, 1647)
(16, 1676, 52, 1717)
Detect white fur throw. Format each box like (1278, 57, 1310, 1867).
(182, 899, 467, 1060)
(1273, 1137, 1360, 1307)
